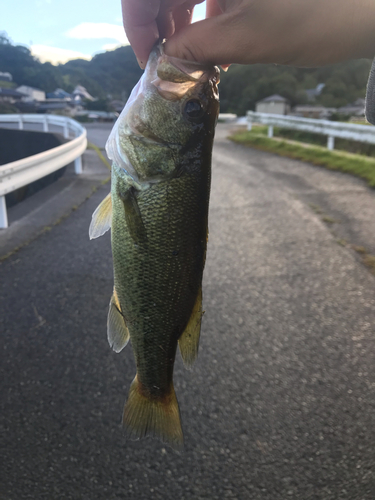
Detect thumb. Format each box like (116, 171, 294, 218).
(164, 13, 246, 66)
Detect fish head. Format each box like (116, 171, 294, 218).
(106, 44, 220, 182)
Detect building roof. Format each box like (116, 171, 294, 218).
(0, 87, 25, 98)
(0, 71, 12, 81)
(46, 88, 73, 100)
(38, 102, 71, 111)
(258, 94, 288, 103)
(73, 85, 94, 101)
(17, 85, 45, 93)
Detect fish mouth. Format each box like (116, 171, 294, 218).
(150, 43, 220, 102)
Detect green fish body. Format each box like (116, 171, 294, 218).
(90, 45, 219, 449)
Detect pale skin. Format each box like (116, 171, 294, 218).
(121, 0, 375, 69)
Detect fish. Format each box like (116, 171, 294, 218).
(89, 44, 219, 449)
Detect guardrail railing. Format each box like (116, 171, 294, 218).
(0, 114, 87, 229)
(247, 111, 375, 151)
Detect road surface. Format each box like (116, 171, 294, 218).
(1, 123, 375, 499)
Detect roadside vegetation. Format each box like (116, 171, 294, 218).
(229, 126, 375, 188)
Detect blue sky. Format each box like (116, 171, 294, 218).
(1, 0, 206, 64)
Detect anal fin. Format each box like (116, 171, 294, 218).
(107, 289, 130, 353)
(178, 287, 203, 369)
(89, 192, 112, 239)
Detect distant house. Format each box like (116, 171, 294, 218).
(0, 88, 26, 103)
(73, 85, 94, 101)
(46, 88, 73, 100)
(337, 98, 365, 118)
(110, 99, 125, 113)
(0, 72, 12, 82)
(256, 95, 290, 115)
(292, 105, 336, 119)
(305, 83, 325, 102)
(16, 85, 45, 102)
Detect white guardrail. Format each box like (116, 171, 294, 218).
(0, 114, 87, 228)
(247, 111, 375, 151)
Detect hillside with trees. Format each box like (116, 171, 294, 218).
(0, 32, 372, 115)
(0, 33, 142, 101)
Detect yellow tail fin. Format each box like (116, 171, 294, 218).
(123, 375, 183, 450)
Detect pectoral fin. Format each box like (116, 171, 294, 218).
(178, 287, 203, 369)
(107, 289, 130, 353)
(120, 187, 148, 245)
(89, 192, 112, 239)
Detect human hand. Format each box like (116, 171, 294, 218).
(121, 0, 206, 68)
(165, 0, 375, 67)
(123, 0, 375, 69)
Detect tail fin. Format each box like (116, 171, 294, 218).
(123, 375, 183, 450)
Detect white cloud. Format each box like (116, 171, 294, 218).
(101, 43, 122, 51)
(66, 22, 128, 44)
(31, 45, 91, 64)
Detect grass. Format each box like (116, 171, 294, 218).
(229, 130, 375, 188)
(352, 245, 375, 275)
(87, 142, 111, 170)
(245, 124, 375, 157)
(322, 215, 339, 224)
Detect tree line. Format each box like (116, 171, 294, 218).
(0, 32, 371, 115)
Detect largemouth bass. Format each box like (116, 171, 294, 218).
(90, 44, 219, 449)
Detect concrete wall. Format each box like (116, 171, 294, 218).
(256, 102, 288, 115)
(0, 128, 69, 208)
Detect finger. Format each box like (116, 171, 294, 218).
(157, 8, 175, 39)
(122, 0, 161, 68)
(172, 2, 196, 33)
(206, 0, 222, 18)
(164, 11, 243, 65)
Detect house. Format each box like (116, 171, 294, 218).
(0, 88, 26, 103)
(46, 88, 73, 100)
(305, 83, 325, 102)
(0, 72, 12, 82)
(337, 98, 365, 118)
(292, 105, 336, 119)
(255, 95, 290, 115)
(16, 85, 45, 102)
(110, 99, 125, 114)
(72, 85, 94, 101)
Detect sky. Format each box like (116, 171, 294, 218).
(1, 0, 206, 64)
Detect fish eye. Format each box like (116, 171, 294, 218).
(184, 99, 204, 120)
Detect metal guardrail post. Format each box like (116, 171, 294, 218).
(43, 116, 48, 132)
(74, 155, 83, 174)
(19, 115, 23, 130)
(0, 195, 8, 229)
(268, 125, 274, 138)
(63, 120, 69, 139)
(327, 135, 335, 150)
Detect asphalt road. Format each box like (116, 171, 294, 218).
(1, 123, 375, 499)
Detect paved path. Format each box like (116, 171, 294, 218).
(1, 124, 375, 499)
